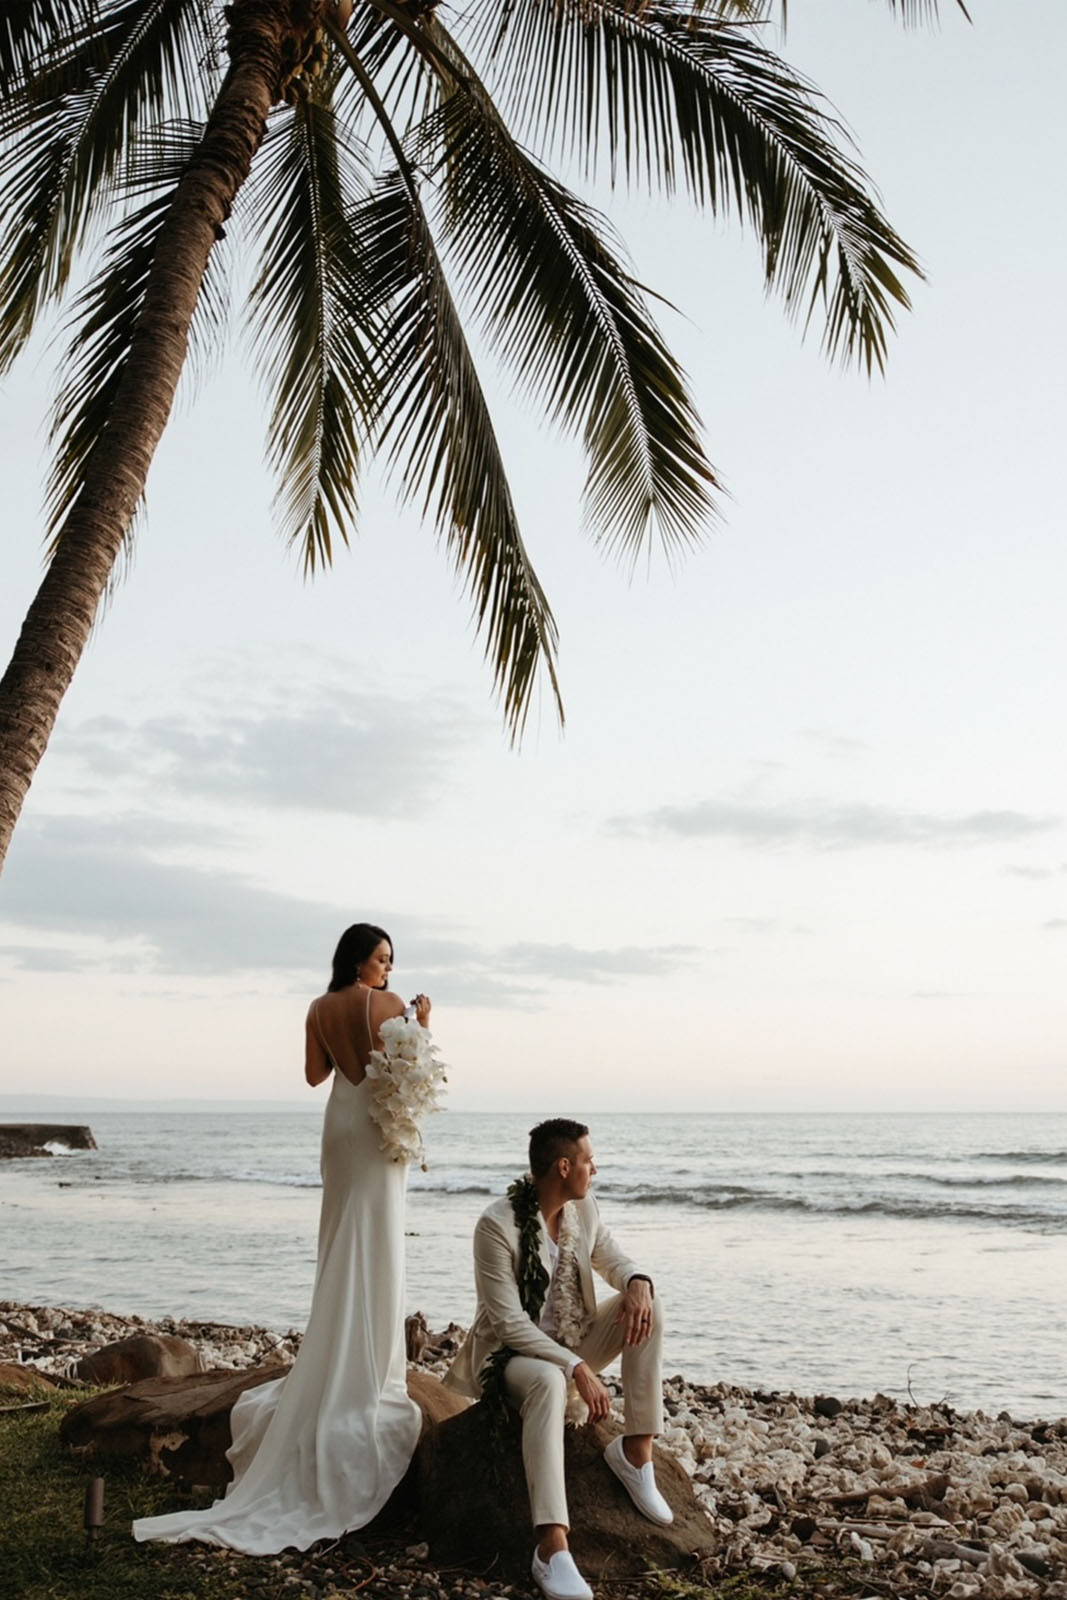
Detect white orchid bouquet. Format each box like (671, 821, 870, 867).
(364, 1016, 448, 1168)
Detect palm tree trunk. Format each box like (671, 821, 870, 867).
(0, 0, 321, 873)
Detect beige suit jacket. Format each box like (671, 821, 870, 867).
(443, 1191, 644, 1399)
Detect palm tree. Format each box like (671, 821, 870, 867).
(0, 0, 966, 872)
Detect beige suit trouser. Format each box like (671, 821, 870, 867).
(502, 1292, 665, 1531)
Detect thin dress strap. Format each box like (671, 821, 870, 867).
(312, 999, 336, 1069)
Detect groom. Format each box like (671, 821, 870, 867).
(445, 1119, 671, 1600)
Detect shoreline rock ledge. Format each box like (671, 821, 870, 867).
(0, 1124, 97, 1159)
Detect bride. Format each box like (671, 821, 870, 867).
(133, 923, 435, 1553)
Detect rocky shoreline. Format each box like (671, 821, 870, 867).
(3, 1301, 1067, 1598)
(0, 1123, 97, 1159)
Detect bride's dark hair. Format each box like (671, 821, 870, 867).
(329, 923, 393, 992)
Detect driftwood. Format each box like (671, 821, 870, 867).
(825, 1520, 914, 1540)
(824, 1526, 995, 1570)
(818, 1472, 950, 1509)
(59, 1362, 293, 1485)
(920, 1537, 989, 1567)
(58, 1365, 715, 1581)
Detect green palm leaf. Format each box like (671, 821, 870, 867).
(682, 2, 970, 21)
(46, 119, 229, 552)
(245, 83, 379, 574)
(470, 0, 921, 372)
(340, 3, 436, 129)
(345, 160, 562, 735)
(874, 0, 971, 22)
(0, 1, 97, 94)
(0, 0, 216, 373)
(414, 24, 718, 557)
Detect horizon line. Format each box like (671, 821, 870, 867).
(0, 1099, 1062, 1116)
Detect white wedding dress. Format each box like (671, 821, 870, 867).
(133, 989, 422, 1553)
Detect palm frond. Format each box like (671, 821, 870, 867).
(45, 119, 228, 550)
(0, 0, 216, 374)
(328, 20, 563, 733)
(0, 0, 96, 95)
(691, 2, 772, 18)
(333, 6, 438, 151)
(878, 0, 971, 23)
(344, 161, 562, 735)
(414, 24, 718, 559)
(616, 1, 971, 22)
(245, 84, 380, 575)
(469, 0, 921, 373)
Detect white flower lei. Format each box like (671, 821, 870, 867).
(364, 1016, 447, 1169)
(542, 1201, 593, 1425)
(543, 1201, 591, 1353)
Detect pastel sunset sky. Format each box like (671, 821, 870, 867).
(2, 0, 1064, 1111)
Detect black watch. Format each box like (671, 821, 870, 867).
(628, 1273, 654, 1296)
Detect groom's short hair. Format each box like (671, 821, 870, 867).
(529, 1118, 589, 1179)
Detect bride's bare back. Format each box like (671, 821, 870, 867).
(306, 985, 406, 1088)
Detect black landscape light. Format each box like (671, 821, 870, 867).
(83, 1476, 105, 1547)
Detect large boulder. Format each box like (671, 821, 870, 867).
(408, 1368, 471, 1428)
(76, 1333, 203, 1384)
(418, 1400, 714, 1582)
(58, 1365, 468, 1490)
(0, 1361, 57, 1393)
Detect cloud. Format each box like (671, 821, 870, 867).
(722, 917, 813, 937)
(0, 815, 700, 1004)
(609, 796, 1058, 850)
(0, 945, 87, 973)
(799, 729, 870, 760)
(1, 813, 342, 975)
(1003, 863, 1067, 881)
(57, 688, 479, 817)
(495, 941, 700, 984)
(414, 970, 545, 1011)
(1042, 919, 1067, 932)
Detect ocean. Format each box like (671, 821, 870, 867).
(2, 1110, 1064, 1419)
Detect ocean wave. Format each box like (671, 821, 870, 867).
(598, 1183, 762, 1203)
(41, 1141, 78, 1156)
(200, 1170, 323, 1188)
(161, 1171, 500, 1195)
(597, 1183, 1066, 1228)
(138, 1169, 325, 1189)
(893, 1171, 1067, 1189)
(975, 1150, 1067, 1164)
(65, 1162, 1067, 1227)
(776, 1169, 1065, 1189)
(234, 1174, 498, 1196)
(408, 1182, 496, 1196)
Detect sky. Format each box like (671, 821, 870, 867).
(1, 0, 1065, 1112)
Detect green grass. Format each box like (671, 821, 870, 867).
(0, 1387, 293, 1600)
(0, 1387, 806, 1600)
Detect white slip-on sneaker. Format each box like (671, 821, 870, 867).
(603, 1434, 674, 1525)
(531, 1547, 594, 1600)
